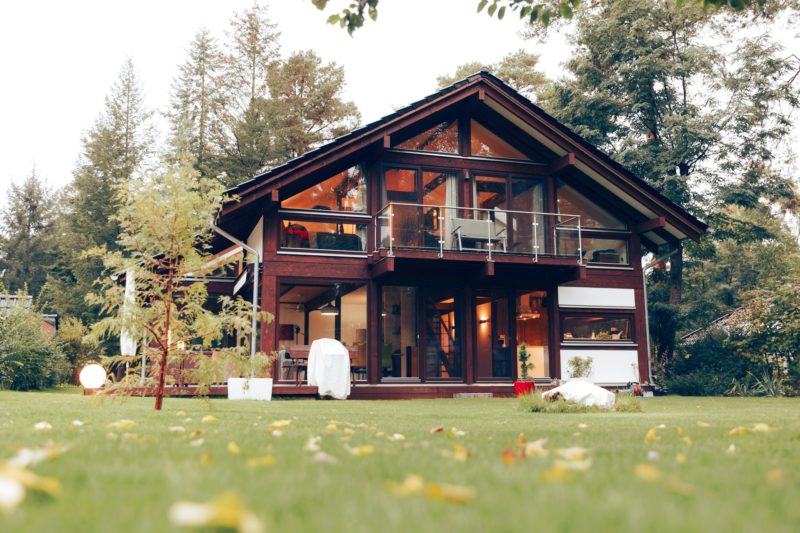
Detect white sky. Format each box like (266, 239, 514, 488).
(0, 1, 797, 207)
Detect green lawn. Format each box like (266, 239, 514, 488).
(1, 391, 798, 532)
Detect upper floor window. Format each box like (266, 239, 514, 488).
(470, 119, 529, 160)
(556, 180, 626, 230)
(396, 121, 459, 154)
(282, 166, 367, 213)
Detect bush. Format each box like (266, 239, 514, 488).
(519, 392, 642, 413)
(58, 317, 104, 383)
(666, 332, 762, 396)
(0, 305, 69, 390)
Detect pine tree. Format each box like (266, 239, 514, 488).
(0, 167, 56, 298)
(41, 59, 153, 322)
(268, 50, 360, 160)
(213, 3, 282, 186)
(167, 29, 227, 178)
(438, 49, 549, 100)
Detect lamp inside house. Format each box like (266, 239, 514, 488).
(319, 302, 340, 316)
(517, 294, 542, 321)
(79, 363, 107, 389)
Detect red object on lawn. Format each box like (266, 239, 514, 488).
(514, 381, 535, 397)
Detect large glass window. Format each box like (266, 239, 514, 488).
(282, 166, 367, 212)
(383, 167, 418, 204)
(424, 289, 461, 379)
(396, 121, 459, 154)
(281, 220, 367, 252)
(470, 119, 528, 160)
(475, 290, 512, 379)
(381, 286, 418, 379)
(556, 181, 627, 230)
(508, 179, 545, 254)
(516, 291, 549, 378)
(278, 283, 367, 381)
(562, 315, 633, 343)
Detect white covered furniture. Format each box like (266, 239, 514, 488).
(307, 338, 352, 400)
(541, 380, 615, 409)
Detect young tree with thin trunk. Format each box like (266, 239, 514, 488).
(86, 155, 272, 411)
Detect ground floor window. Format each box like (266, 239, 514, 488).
(515, 290, 549, 378)
(561, 314, 633, 343)
(278, 282, 367, 381)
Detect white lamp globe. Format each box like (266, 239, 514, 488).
(79, 364, 107, 389)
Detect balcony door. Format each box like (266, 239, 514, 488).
(382, 167, 458, 251)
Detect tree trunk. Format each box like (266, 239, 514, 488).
(154, 346, 168, 411)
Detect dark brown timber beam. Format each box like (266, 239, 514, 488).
(636, 216, 666, 233)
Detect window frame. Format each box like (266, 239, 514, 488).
(279, 165, 368, 214)
(559, 310, 637, 347)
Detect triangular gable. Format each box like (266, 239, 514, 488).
(220, 71, 706, 244)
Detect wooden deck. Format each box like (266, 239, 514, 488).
(83, 383, 529, 399)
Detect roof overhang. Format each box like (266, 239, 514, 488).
(217, 72, 707, 245)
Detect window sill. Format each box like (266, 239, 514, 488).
(561, 342, 638, 348)
(277, 249, 369, 259)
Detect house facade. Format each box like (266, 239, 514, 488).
(213, 72, 706, 398)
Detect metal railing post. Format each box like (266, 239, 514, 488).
(486, 217, 493, 262)
(388, 204, 394, 257)
(532, 216, 539, 263)
(577, 216, 583, 264)
(438, 205, 445, 258)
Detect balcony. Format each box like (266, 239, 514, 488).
(372, 202, 584, 264)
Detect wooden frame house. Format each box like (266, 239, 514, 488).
(213, 72, 706, 399)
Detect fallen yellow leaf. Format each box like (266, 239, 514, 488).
(201, 415, 218, 423)
(168, 492, 263, 533)
(681, 436, 692, 446)
(175, 411, 187, 417)
(342, 428, 355, 436)
(425, 483, 476, 503)
(696, 421, 710, 428)
(752, 423, 778, 433)
(386, 475, 425, 496)
(523, 438, 549, 458)
(634, 463, 662, 482)
(108, 419, 136, 431)
(453, 444, 471, 462)
(675, 453, 687, 465)
(270, 420, 291, 430)
(554, 459, 592, 471)
(644, 428, 657, 445)
(303, 436, 321, 453)
(347, 445, 376, 457)
(227, 442, 241, 455)
(540, 465, 573, 482)
(729, 426, 751, 436)
(725, 444, 736, 455)
(246, 456, 276, 469)
(555, 447, 589, 462)
(200, 452, 212, 465)
(430, 426, 444, 434)
(0, 466, 61, 497)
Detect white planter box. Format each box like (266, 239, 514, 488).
(227, 377, 273, 401)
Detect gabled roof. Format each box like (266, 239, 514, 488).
(218, 71, 707, 244)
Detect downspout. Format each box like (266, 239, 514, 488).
(211, 224, 262, 364)
(642, 248, 680, 388)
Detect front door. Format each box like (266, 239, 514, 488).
(380, 285, 462, 381)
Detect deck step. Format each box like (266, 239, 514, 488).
(452, 392, 494, 399)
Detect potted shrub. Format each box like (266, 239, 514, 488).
(514, 342, 535, 397)
(228, 352, 275, 401)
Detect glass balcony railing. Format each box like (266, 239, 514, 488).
(373, 202, 583, 262)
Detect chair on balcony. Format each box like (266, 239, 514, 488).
(451, 217, 507, 253)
